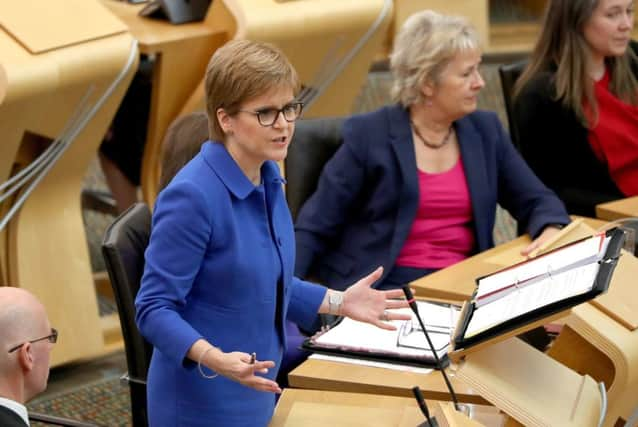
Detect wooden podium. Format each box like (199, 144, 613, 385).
(271, 389, 486, 427)
(453, 337, 604, 427)
(0, 0, 137, 365)
(412, 218, 638, 426)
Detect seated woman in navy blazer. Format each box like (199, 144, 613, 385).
(513, 0, 638, 217)
(295, 10, 571, 294)
(135, 40, 411, 427)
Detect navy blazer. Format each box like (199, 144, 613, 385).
(295, 105, 570, 291)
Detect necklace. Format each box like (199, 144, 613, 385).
(411, 121, 453, 149)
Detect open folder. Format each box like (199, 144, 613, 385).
(452, 227, 625, 352)
(303, 301, 460, 367)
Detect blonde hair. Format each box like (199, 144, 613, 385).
(204, 40, 300, 141)
(390, 10, 480, 107)
(515, 0, 638, 127)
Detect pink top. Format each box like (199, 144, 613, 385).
(395, 158, 475, 269)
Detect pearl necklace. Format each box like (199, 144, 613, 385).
(411, 121, 453, 149)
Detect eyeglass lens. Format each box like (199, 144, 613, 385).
(257, 103, 302, 126)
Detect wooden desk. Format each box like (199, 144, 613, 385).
(411, 216, 637, 426)
(596, 196, 638, 221)
(289, 358, 488, 405)
(101, 1, 228, 204)
(0, 0, 137, 365)
(271, 389, 495, 426)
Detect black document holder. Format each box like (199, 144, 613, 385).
(302, 301, 458, 368)
(451, 227, 625, 353)
(139, 0, 211, 24)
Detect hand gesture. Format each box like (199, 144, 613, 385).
(206, 350, 282, 394)
(341, 266, 411, 330)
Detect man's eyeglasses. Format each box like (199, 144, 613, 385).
(238, 102, 303, 127)
(8, 328, 58, 353)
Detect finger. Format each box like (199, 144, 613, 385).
(252, 360, 275, 370)
(249, 377, 282, 394)
(357, 266, 384, 288)
(385, 300, 410, 309)
(387, 312, 412, 321)
(521, 241, 538, 257)
(372, 320, 398, 331)
(383, 289, 407, 299)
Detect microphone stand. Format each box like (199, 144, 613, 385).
(402, 286, 462, 417)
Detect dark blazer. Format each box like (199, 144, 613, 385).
(0, 405, 28, 427)
(513, 41, 638, 216)
(294, 104, 570, 291)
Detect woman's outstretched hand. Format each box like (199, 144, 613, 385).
(341, 266, 412, 330)
(191, 341, 282, 394)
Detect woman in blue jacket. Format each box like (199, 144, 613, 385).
(295, 10, 571, 293)
(134, 40, 410, 427)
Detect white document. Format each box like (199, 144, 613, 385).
(309, 353, 433, 375)
(465, 244, 604, 338)
(310, 301, 459, 363)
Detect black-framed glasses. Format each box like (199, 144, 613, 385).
(238, 102, 303, 127)
(8, 328, 58, 353)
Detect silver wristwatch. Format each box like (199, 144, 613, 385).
(328, 291, 344, 315)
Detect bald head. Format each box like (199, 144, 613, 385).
(0, 287, 49, 351)
(0, 287, 52, 403)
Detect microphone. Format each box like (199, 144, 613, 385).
(412, 386, 438, 427)
(402, 286, 461, 411)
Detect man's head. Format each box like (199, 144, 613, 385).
(0, 287, 55, 403)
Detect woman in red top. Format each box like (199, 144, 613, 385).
(514, 0, 638, 216)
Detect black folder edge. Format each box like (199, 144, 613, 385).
(452, 227, 625, 351)
(302, 315, 451, 369)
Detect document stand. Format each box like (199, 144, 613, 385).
(452, 337, 604, 427)
(528, 220, 638, 426)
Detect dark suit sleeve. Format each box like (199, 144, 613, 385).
(294, 118, 368, 279)
(489, 114, 570, 237)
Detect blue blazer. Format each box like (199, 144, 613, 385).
(295, 105, 570, 291)
(135, 142, 326, 427)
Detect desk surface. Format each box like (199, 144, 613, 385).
(596, 196, 638, 222)
(288, 358, 488, 405)
(101, 1, 218, 51)
(271, 389, 500, 427)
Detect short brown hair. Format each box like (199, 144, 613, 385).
(204, 40, 300, 141)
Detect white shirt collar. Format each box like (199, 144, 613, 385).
(0, 396, 30, 426)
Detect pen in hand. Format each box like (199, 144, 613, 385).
(249, 352, 256, 365)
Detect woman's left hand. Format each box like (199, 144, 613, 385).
(341, 266, 412, 330)
(521, 225, 563, 257)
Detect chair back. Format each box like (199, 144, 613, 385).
(285, 117, 345, 221)
(102, 202, 153, 427)
(498, 60, 527, 150)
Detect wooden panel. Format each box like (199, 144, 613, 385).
(288, 358, 488, 405)
(0, 0, 126, 54)
(596, 196, 638, 222)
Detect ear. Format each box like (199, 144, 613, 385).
(17, 343, 35, 373)
(420, 77, 436, 98)
(216, 107, 233, 135)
